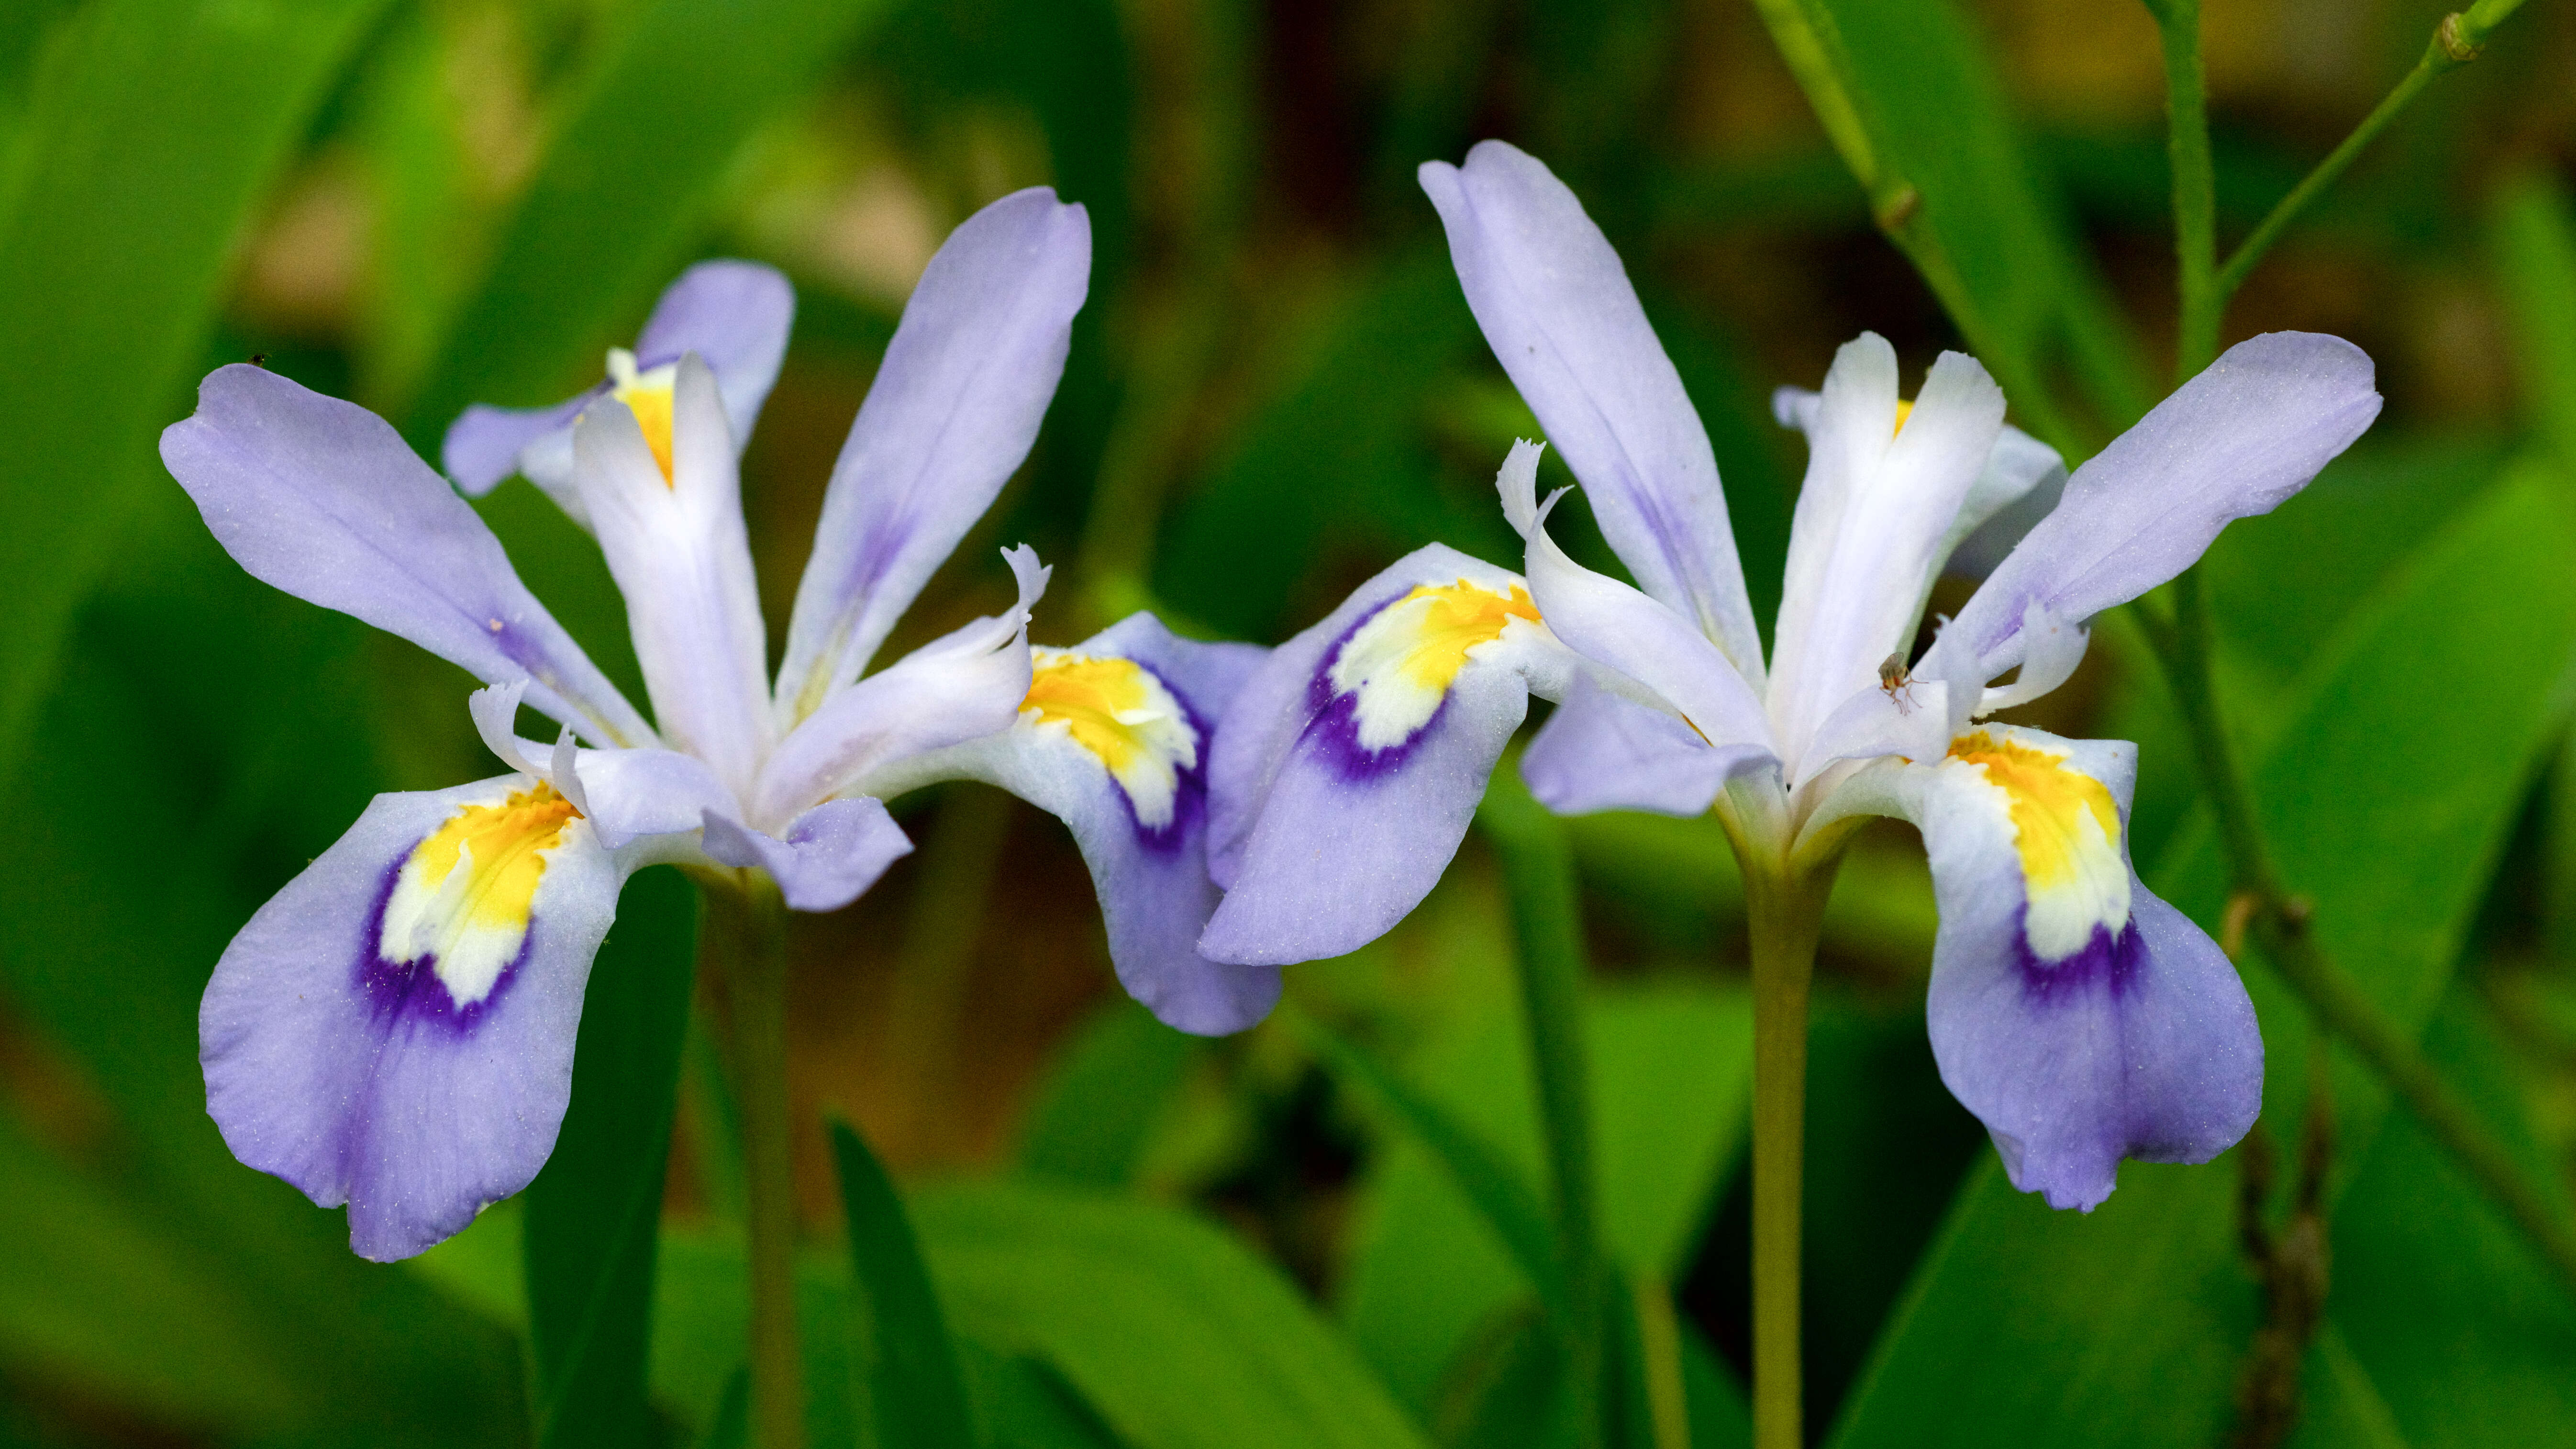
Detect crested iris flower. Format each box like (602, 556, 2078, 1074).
(1201, 142, 2383, 1210)
(162, 188, 1272, 1261)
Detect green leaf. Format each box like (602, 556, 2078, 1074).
(400, 0, 903, 439)
(1015, 999, 1205, 1188)
(1828, 460, 2576, 1447)
(828, 1118, 978, 1449)
(1336, 985, 1753, 1416)
(2488, 170, 2576, 470)
(0, 0, 396, 782)
(523, 866, 700, 1449)
(2321, 986, 2576, 1443)
(911, 1180, 1435, 1449)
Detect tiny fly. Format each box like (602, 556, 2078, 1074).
(1878, 652, 1918, 714)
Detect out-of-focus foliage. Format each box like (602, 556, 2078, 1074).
(1, 0, 2573, 1445)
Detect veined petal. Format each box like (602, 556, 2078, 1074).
(754, 546, 1049, 828)
(886, 615, 1280, 1034)
(1503, 442, 1777, 762)
(1822, 725, 2261, 1210)
(162, 365, 654, 749)
(1941, 427, 2066, 580)
(773, 189, 1090, 725)
(1767, 338, 2004, 774)
(1521, 674, 1770, 816)
(1201, 546, 1588, 967)
(700, 798, 912, 913)
(1419, 141, 1764, 683)
(1934, 331, 2380, 684)
(572, 354, 774, 796)
(441, 259, 794, 504)
(201, 775, 627, 1260)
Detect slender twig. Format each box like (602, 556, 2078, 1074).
(2145, 575, 2576, 1300)
(699, 871, 806, 1449)
(2193, 2, 2529, 371)
(1478, 785, 1605, 1449)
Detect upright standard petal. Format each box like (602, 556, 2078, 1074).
(1201, 546, 1589, 967)
(875, 615, 1281, 1034)
(1935, 331, 2381, 681)
(1765, 339, 2004, 774)
(442, 259, 795, 500)
(1420, 141, 1765, 683)
(201, 775, 627, 1260)
(162, 365, 654, 748)
(773, 189, 1091, 725)
(753, 547, 1050, 829)
(1816, 727, 2262, 1210)
(572, 354, 774, 796)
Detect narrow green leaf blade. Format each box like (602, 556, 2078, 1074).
(828, 1118, 977, 1449)
(524, 866, 700, 1448)
(2489, 170, 2576, 469)
(913, 1181, 1435, 1449)
(0, 0, 395, 780)
(1829, 461, 2576, 1447)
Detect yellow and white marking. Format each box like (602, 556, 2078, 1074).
(1023, 651, 1197, 829)
(607, 347, 678, 485)
(1946, 732, 2129, 960)
(381, 783, 581, 1005)
(1329, 580, 1543, 750)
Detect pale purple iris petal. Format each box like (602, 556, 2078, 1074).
(773, 189, 1091, 724)
(161, 365, 655, 749)
(634, 259, 795, 444)
(1506, 449, 1776, 763)
(572, 355, 774, 796)
(1793, 676, 1954, 788)
(1826, 725, 2261, 1211)
(440, 259, 793, 499)
(1200, 660, 1532, 968)
(1766, 340, 2003, 771)
(200, 778, 624, 1261)
(1940, 428, 2066, 580)
(442, 391, 599, 499)
(574, 747, 735, 851)
(1420, 141, 1765, 683)
(755, 547, 1049, 828)
(1202, 535, 1596, 966)
(892, 615, 1280, 1034)
(1934, 331, 2381, 681)
(1521, 675, 1767, 817)
(1204, 543, 1540, 892)
(700, 798, 912, 913)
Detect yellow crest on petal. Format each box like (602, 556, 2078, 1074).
(383, 783, 581, 1005)
(1024, 651, 1197, 829)
(1327, 579, 1541, 750)
(1947, 731, 2128, 961)
(608, 348, 677, 486)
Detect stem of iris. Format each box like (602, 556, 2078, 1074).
(694, 869, 805, 1449)
(1733, 802, 1839, 1449)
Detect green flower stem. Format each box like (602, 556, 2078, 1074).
(2145, 0, 2219, 381)
(1743, 861, 1827, 1449)
(2181, 0, 2527, 375)
(698, 871, 805, 1449)
(2141, 577, 2576, 1300)
(1477, 783, 1604, 1449)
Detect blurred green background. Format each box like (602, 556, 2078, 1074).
(2, 0, 2574, 1444)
